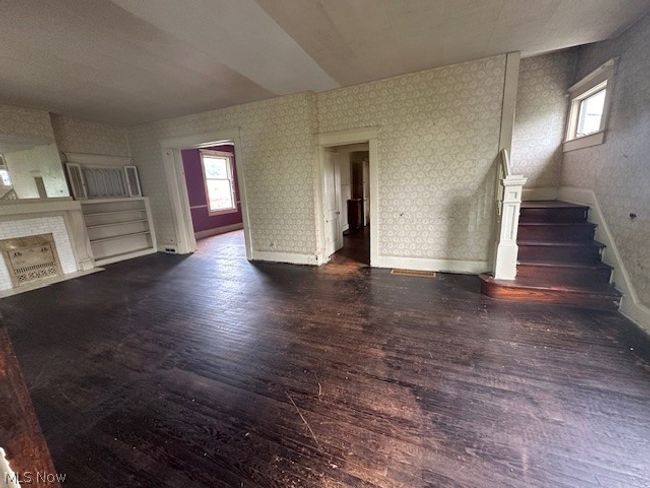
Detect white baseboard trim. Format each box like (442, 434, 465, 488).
(252, 250, 320, 266)
(621, 301, 650, 335)
(373, 256, 489, 275)
(559, 186, 650, 334)
(195, 222, 244, 240)
(522, 187, 559, 201)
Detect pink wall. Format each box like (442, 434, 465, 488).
(181, 144, 243, 234)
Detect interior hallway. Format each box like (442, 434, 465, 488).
(1, 230, 649, 488)
(330, 227, 371, 267)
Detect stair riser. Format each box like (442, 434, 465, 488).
(520, 208, 588, 223)
(518, 245, 602, 264)
(518, 225, 595, 242)
(481, 201, 622, 311)
(517, 265, 612, 287)
(481, 281, 621, 311)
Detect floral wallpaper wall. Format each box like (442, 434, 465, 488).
(50, 114, 131, 157)
(1, 54, 511, 266)
(562, 13, 650, 307)
(127, 93, 320, 256)
(0, 104, 55, 141)
(511, 51, 575, 188)
(128, 55, 507, 263)
(317, 56, 506, 261)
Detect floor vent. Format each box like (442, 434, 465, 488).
(391, 269, 437, 278)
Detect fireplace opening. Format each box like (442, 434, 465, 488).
(0, 233, 63, 287)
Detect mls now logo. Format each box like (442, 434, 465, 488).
(4, 471, 67, 485)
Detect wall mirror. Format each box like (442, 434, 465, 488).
(0, 133, 70, 201)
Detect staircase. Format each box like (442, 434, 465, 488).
(480, 200, 622, 311)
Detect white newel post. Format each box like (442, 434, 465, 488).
(493, 174, 527, 280)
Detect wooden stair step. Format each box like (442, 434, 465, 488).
(520, 200, 589, 223)
(479, 273, 622, 311)
(518, 240, 605, 264)
(520, 200, 588, 209)
(481, 199, 623, 311)
(488, 275, 614, 293)
(518, 222, 596, 242)
(517, 260, 613, 287)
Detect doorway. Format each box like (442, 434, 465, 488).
(321, 142, 372, 266)
(160, 130, 252, 259)
(180, 144, 244, 241)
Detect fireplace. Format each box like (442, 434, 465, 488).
(0, 233, 63, 287)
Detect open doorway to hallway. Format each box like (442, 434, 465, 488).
(323, 143, 370, 266)
(180, 144, 244, 242)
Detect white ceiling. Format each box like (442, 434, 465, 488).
(0, 0, 648, 125)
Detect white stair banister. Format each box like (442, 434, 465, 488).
(493, 150, 527, 280)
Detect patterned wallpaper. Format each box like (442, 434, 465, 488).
(511, 51, 575, 187)
(128, 57, 506, 262)
(0, 104, 55, 140)
(128, 93, 320, 255)
(562, 13, 650, 306)
(50, 114, 131, 157)
(317, 56, 506, 261)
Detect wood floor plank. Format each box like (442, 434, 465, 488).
(1, 230, 649, 487)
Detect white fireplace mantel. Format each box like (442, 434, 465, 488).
(0, 197, 79, 216)
(0, 198, 98, 295)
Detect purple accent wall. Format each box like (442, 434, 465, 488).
(181, 144, 243, 233)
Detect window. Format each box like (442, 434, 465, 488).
(575, 83, 607, 137)
(0, 168, 11, 186)
(200, 150, 237, 214)
(564, 59, 616, 152)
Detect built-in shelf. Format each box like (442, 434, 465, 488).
(81, 197, 157, 265)
(84, 209, 147, 217)
(86, 219, 148, 229)
(90, 230, 151, 243)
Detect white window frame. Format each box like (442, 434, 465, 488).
(124, 165, 143, 197)
(0, 166, 12, 186)
(200, 149, 238, 216)
(65, 163, 88, 199)
(564, 58, 617, 152)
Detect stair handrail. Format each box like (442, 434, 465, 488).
(492, 149, 527, 280)
(495, 149, 511, 217)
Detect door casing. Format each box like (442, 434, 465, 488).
(160, 129, 253, 259)
(322, 149, 343, 257)
(316, 127, 379, 266)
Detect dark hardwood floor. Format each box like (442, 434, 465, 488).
(0, 326, 61, 487)
(331, 226, 371, 267)
(1, 230, 650, 487)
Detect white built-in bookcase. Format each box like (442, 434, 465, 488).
(81, 197, 156, 266)
(64, 153, 157, 266)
